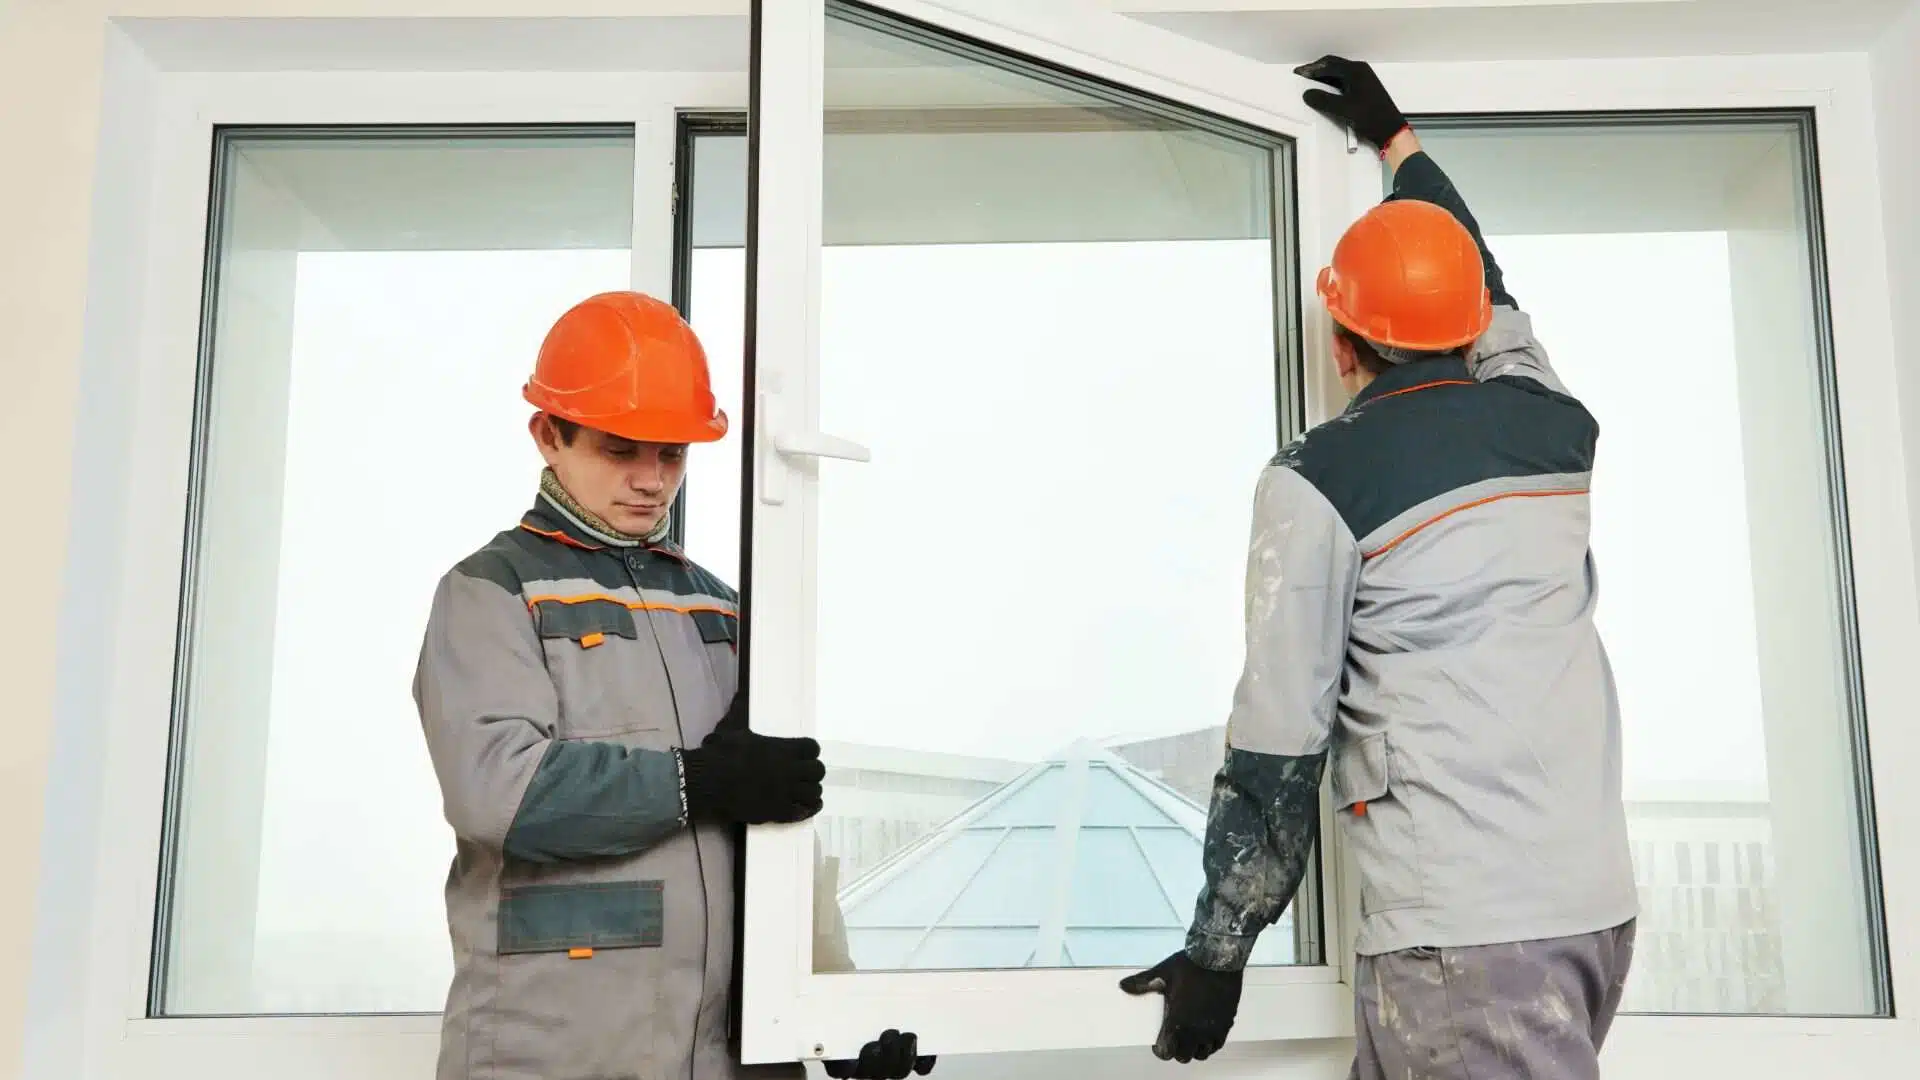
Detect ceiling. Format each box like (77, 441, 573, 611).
(1132, 0, 1916, 61)
(120, 0, 1918, 72)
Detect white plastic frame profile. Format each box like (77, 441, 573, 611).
(62, 63, 746, 1080)
(738, 0, 1352, 1064)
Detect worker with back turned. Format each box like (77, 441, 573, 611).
(1124, 57, 1637, 1080)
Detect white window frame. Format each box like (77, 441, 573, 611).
(45, 14, 1919, 1080)
(738, 0, 1351, 1065)
(65, 62, 746, 1080)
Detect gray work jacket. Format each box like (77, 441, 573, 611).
(1185, 153, 1637, 965)
(415, 490, 801, 1080)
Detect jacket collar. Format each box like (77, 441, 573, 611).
(1347, 355, 1474, 411)
(519, 493, 687, 562)
(520, 496, 609, 551)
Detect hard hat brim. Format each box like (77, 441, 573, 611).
(1318, 265, 1493, 353)
(526, 387, 730, 446)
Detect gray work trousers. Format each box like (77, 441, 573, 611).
(1350, 921, 1636, 1080)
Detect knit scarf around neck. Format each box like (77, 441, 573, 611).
(538, 467, 672, 548)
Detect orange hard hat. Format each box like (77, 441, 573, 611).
(1317, 200, 1493, 353)
(524, 291, 729, 444)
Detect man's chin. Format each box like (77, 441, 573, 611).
(610, 511, 665, 536)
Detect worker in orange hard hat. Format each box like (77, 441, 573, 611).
(414, 290, 933, 1080)
(1124, 58, 1635, 1080)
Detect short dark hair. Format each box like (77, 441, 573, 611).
(1336, 324, 1471, 375)
(547, 415, 583, 445)
(1335, 324, 1395, 377)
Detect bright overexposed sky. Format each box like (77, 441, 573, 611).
(247, 248, 631, 1011)
(1490, 232, 1772, 805)
(686, 242, 1277, 766)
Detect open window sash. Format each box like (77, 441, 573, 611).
(738, 0, 1352, 1063)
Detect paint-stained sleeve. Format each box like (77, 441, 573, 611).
(1466, 305, 1570, 396)
(414, 568, 688, 864)
(1184, 464, 1357, 971)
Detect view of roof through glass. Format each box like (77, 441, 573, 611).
(835, 742, 1296, 971)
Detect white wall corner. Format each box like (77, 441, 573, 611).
(21, 21, 166, 1080)
(1872, 1, 1920, 566)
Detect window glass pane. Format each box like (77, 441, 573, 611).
(769, 5, 1298, 975)
(1414, 117, 1883, 1016)
(681, 131, 748, 584)
(159, 128, 634, 1015)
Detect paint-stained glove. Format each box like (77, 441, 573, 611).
(823, 1029, 936, 1079)
(1295, 55, 1410, 151)
(678, 723, 825, 825)
(1120, 952, 1245, 1063)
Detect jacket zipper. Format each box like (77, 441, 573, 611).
(627, 553, 708, 1080)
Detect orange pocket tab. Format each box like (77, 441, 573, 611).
(568, 947, 595, 960)
(578, 632, 606, 649)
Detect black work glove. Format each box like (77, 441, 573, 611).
(1295, 55, 1409, 151)
(679, 725, 824, 825)
(823, 1029, 936, 1079)
(1120, 952, 1245, 1063)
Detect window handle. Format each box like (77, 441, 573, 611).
(773, 429, 871, 464)
(758, 390, 871, 506)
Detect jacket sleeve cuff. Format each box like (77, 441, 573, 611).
(1184, 928, 1258, 973)
(672, 747, 691, 826)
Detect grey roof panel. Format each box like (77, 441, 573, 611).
(837, 744, 1302, 970)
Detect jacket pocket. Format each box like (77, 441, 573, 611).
(689, 608, 737, 647)
(534, 597, 639, 645)
(689, 608, 740, 705)
(498, 880, 665, 954)
(1331, 732, 1423, 916)
(534, 600, 660, 738)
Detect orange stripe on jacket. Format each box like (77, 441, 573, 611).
(519, 524, 602, 551)
(1366, 379, 1475, 404)
(524, 592, 736, 618)
(1363, 488, 1589, 559)
(520, 522, 689, 563)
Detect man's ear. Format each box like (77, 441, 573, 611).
(1330, 332, 1358, 379)
(529, 412, 561, 462)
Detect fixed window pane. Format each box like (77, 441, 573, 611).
(158, 128, 634, 1015)
(679, 126, 749, 586)
(771, 4, 1300, 975)
(1413, 116, 1884, 1016)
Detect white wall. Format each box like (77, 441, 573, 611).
(1876, 2, 1920, 548)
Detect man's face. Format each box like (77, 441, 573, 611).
(531, 413, 688, 536)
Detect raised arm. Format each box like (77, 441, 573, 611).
(1297, 55, 1567, 394)
(1382, 131, 1515, 310)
